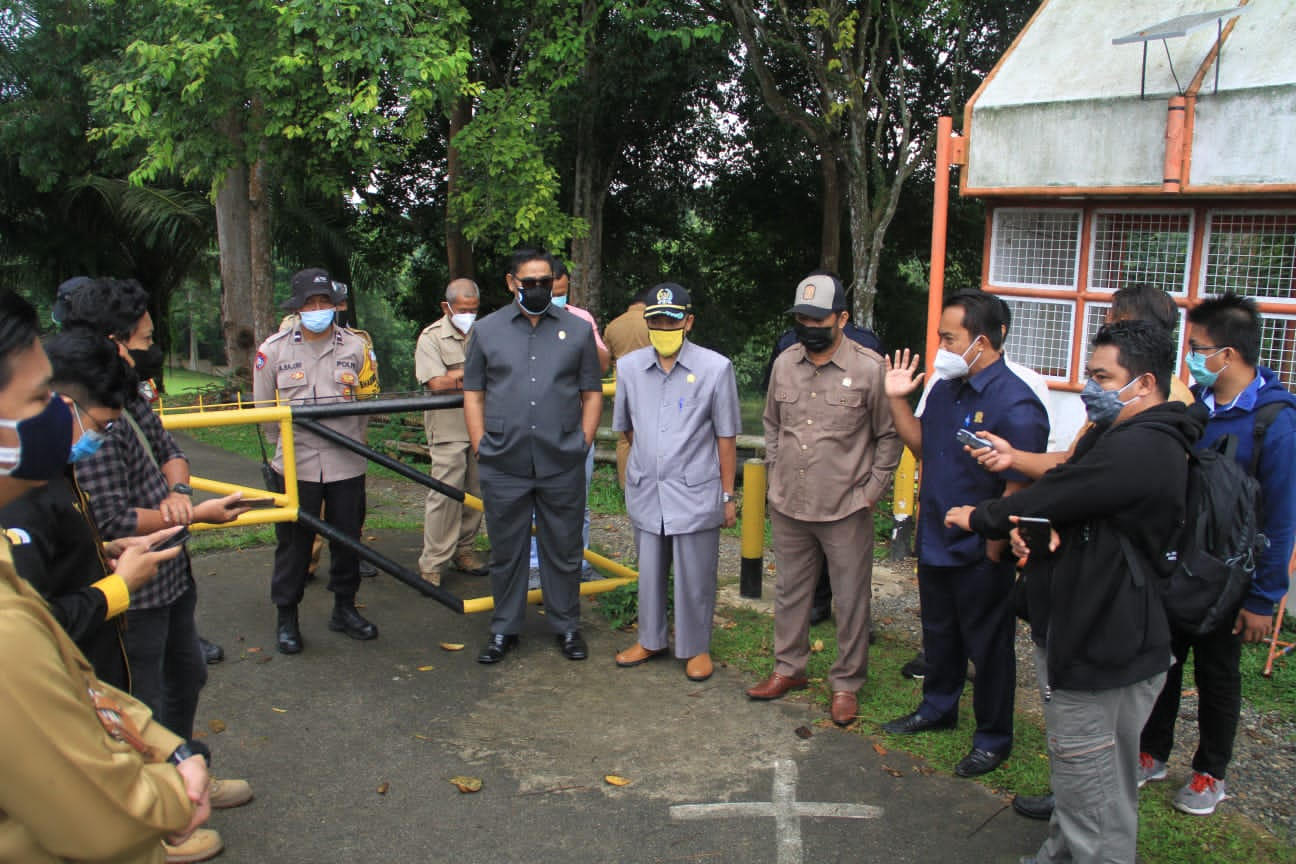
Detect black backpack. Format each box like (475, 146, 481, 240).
(1123, 403, 1286, 636)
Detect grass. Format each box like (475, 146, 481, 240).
(159, 366, 225, 395)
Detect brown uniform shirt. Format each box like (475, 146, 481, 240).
(603, 303, 651, 364)
(253, 324, 370, 482)
(414, 316, 470, 444)
(763, 338, 901, 521)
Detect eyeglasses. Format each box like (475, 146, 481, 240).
(518, 277, 554, 291)
(1188, 344, 1225, 357)
(74, 402, 116, 436)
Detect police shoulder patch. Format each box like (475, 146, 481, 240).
(255, 352, 267, 370)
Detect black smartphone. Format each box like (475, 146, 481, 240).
(1016, 516, 1052, 556)
(150, 526, 190, 552)
(956, 427, 993, 450)
(230, 497, 277, 510)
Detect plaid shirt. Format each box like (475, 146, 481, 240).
(75, 394, 191, 609)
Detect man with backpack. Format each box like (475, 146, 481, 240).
(1138, 292, 1296, 816)
(946, 320, 1198, 864)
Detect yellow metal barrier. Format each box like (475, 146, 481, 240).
(740, 458, 767, 597)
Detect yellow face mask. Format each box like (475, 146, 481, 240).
(649, 328, 685, 357)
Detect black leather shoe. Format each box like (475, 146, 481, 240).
(1012, 793, 1055, 820)
(809, 605, 832, 626)
(328, 600, 378, 641)
(955, 746, 1011, 777)
(276, 606, 303, 655)
(476, 633, 519, 664)
(557, 630, 588, 661)
(901, 651, 927, 679)
(881, 710, 957, 735)
(199, 637, 225, 664)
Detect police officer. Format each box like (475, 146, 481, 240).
(254, 268, 378, 654)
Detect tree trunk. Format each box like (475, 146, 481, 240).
(819, 150, 842, 274)
(569, 134, 607, 315)
(247, 155, 275, 345)
(215, 161, 256, 384)
(445, 98, 474, 280)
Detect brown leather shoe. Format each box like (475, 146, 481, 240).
(615, 643, 666, 667)
(453, 550, 488, 576)
(685, 653, 713, 682)
(420, 569, 443, 587)
(831, 690, 858, 726)
(745, 672, 809, 700)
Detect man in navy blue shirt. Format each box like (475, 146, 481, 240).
(1138, 293, 1296, 816)
(881, 291, 1048, 777)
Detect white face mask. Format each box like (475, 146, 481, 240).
(932, 337, 983, 380)
(450, 312, 476, 334)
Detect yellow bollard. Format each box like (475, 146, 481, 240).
(889, 448, 917, 561)
(740, 458, 767, 598)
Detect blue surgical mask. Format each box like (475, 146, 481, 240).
(68, 405, 107, 464)
(0, 394, 73, 480)
(1080, 377, 1141, 426)
(1186, 349, 1227, 388)
(550, 295, 568, 309)
(300, 309, 335, 333)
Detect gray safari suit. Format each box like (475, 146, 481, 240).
(463, 301, 602, 635)
(613, 340, 741, 658)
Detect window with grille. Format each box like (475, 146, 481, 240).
(989, 209, 1082, 289)
(1089, 211, 1193, 295)
(1002, 298, 1073, 379)
(1082, 301, 1186, 372)
(1202, 211, 1296, 302)
(1260, 314, 1296, 392)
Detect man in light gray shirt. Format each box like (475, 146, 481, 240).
(611, 284, 740, 683)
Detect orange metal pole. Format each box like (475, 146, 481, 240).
(927, 116, 954, 369)
(1163, 96, 1186, 193)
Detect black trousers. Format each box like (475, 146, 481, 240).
(123, 581, 206, 739)
(272, 473, 365, 608)
(1139, 621, 1242, 779)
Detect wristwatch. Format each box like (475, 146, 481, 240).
(721, 492, 736, 504)
(171, 482, 193, 496)
(168, 741, 200, 766)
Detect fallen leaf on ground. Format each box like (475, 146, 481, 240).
(603, 775, 632, 787)
(413, 734, 432, 741)
(810, 639, 825, 653)
(882, 765, 903, 778)
(794, 726, 813, 740)
(439, 642, 465, 652)
(271, 707, 287, 714)
(255, 656, 273, 665)
(208, 719, 226, 733)
(247, 646, 261, 654)
(376, 782, 389, 795)
(449, 776, 482, 793)
(872, 743, 888, 755)
(418, 665, 436, 671)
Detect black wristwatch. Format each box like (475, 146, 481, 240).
(168, 741, 200, 766)
(171, 482, 193, 496)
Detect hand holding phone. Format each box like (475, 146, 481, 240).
(230, 497, 276, 510)
(956, 427, 994, 451)
(1016, 516, 1053, 556)
(150, 526, 190, 552)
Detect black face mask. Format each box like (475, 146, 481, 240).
(516, 286, 552, 316)
(794, 322, 836, 354)
(129, 344, 165, 381)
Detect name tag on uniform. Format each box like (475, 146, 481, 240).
(842, 377, 852, 387)
(558, 330, 567, 340)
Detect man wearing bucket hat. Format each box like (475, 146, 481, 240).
(747, 273, 900, 726)
(253, 268, 378, 655)
(611, 283, 741, 682)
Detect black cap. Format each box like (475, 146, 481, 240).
(787, 273, 847, 317)
(51, 276, 93, 325)
(282, 268, 336, 310)
(643, 283, 692, 320)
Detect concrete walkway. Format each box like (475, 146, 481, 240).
(181, 433, 1044, 863)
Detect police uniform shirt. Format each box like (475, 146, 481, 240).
(916, 357, 1048, 567)
(414, 316, 470, 444)
(612, 340, 742, 536)
(462, 302, 602, 479)
(253, 325, 369, 482)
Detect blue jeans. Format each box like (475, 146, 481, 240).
(123, 581, 207, 739)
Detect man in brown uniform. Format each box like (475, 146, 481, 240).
(746, 274, 901, 726)
(254, 268, 378, 654)
(602, 287, 652, 487)
(414, 277, 486, 585)
(0, 290, 212, 863)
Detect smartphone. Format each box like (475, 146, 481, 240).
(229, 497, 277, 510)
(150, 526, 190, 552)
(956, 427, 993, 450)
(1016, 516, 1052, 556)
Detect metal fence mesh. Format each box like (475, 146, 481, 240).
(1081, 301, 1186, 371)
(1002, 298, 1074, 379)
(1089, 211, 1193, 294)
(990, 209, 1082, 288)
(1260, 314, 1296, 392)
(1203, 212, 1296, 302)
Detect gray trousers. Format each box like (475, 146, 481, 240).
(1035, 644, 1166, 864)
(419, 439, 481, 574)
(634, 526, 719, 659)
(770, 506, 874, 692)
(479, 461, 585, 635)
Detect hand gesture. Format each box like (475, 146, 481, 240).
(159, 492, 194, 525)
(113, 533, 185, 592)
(944, 505, 974, 532)
(885, 349, 924, 399)
(966, 430, 1015, 473)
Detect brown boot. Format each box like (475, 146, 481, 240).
(685, 653, 714, 682)
(615, 643, 666, 668)
(210, 776, 253, 809)
(163, 828, 223, 863)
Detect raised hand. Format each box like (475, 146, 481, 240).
(885, 349, 925, 399)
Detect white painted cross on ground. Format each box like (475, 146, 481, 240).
(670, 759, 883, 864)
